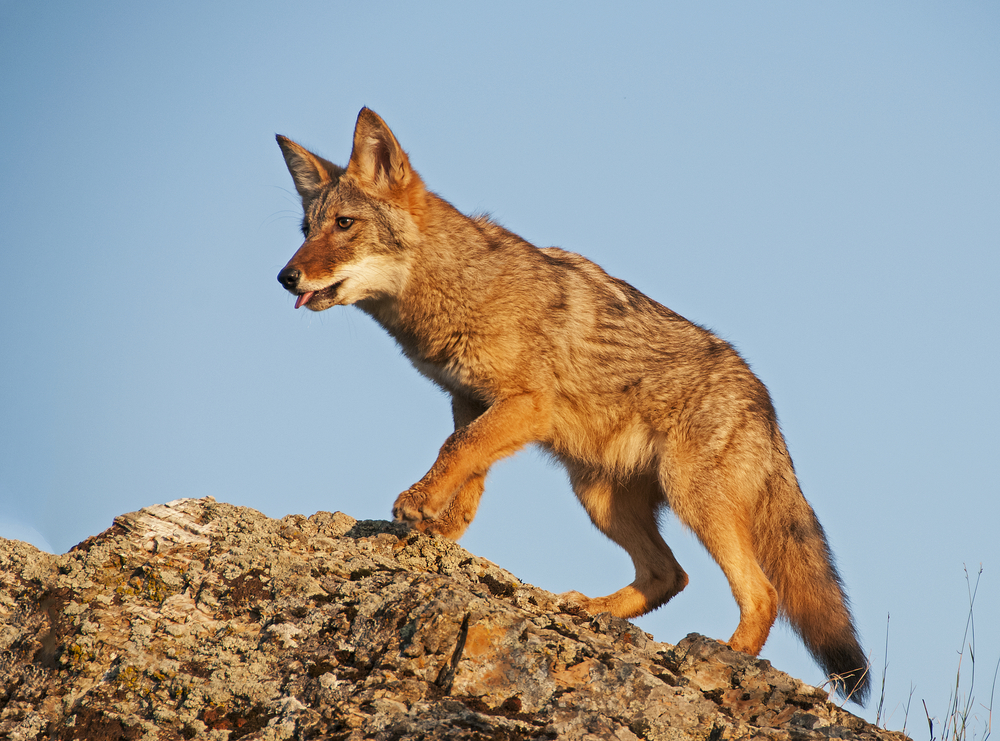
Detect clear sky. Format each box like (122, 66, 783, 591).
(2, 2, 997, 732)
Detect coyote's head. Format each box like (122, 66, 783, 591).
(276, 108, 425, 311)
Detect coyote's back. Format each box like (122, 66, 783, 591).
(275, 108, 870, 703)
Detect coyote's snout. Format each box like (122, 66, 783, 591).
(276, 108, 870, 703)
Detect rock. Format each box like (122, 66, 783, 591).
(0, 498, 906, 740)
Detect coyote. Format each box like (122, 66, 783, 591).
(276, 108, 869, 702)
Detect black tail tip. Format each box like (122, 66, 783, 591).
(820, 641, 871, 705)
(830, 664, 871, 706)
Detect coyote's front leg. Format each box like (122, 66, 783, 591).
(393, 392, 550, 532)
(401, 395, 486, 540)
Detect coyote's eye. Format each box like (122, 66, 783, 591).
(336, 217, 355, 230)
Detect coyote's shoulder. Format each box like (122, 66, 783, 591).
(276, 108, 869, 703)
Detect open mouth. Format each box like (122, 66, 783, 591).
(294, 280, 344, 309)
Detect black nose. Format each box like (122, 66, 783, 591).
(277, 266, 301, 291)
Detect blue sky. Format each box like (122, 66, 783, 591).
(1, 2, 997, 731)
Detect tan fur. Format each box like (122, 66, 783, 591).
(275, 108, 870, 703)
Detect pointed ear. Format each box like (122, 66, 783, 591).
(276, 135, 345, 202)
(345, 108, 419, 197)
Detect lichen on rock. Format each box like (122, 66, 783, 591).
(0, 498, 906, 740)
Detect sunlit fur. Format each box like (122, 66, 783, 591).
(276, 108, 870, 704)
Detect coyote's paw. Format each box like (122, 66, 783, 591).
(558, 590, 593, 613)
(392, 485, 475, 540)
(416, 514, 468, 541)
(392, 491, 424, 525)
(392, 484, 440, 525)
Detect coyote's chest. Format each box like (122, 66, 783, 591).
(410, 354, 484, 400)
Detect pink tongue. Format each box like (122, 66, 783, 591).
(294, 291, 316, 309)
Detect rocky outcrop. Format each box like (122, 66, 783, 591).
(0, 498, 905, 740)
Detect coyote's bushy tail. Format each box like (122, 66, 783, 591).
(756, 472, 870, 704)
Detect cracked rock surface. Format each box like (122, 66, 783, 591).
(0, 498, 906, 740)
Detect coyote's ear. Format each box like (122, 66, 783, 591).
(345, 108, 419, 198)
(276, 135, 345, 203)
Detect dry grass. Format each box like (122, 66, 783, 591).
(875, 565, 998, 740)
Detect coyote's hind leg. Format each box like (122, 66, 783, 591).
(562, 467, 688, 618)
(660, 455, 778, 656)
